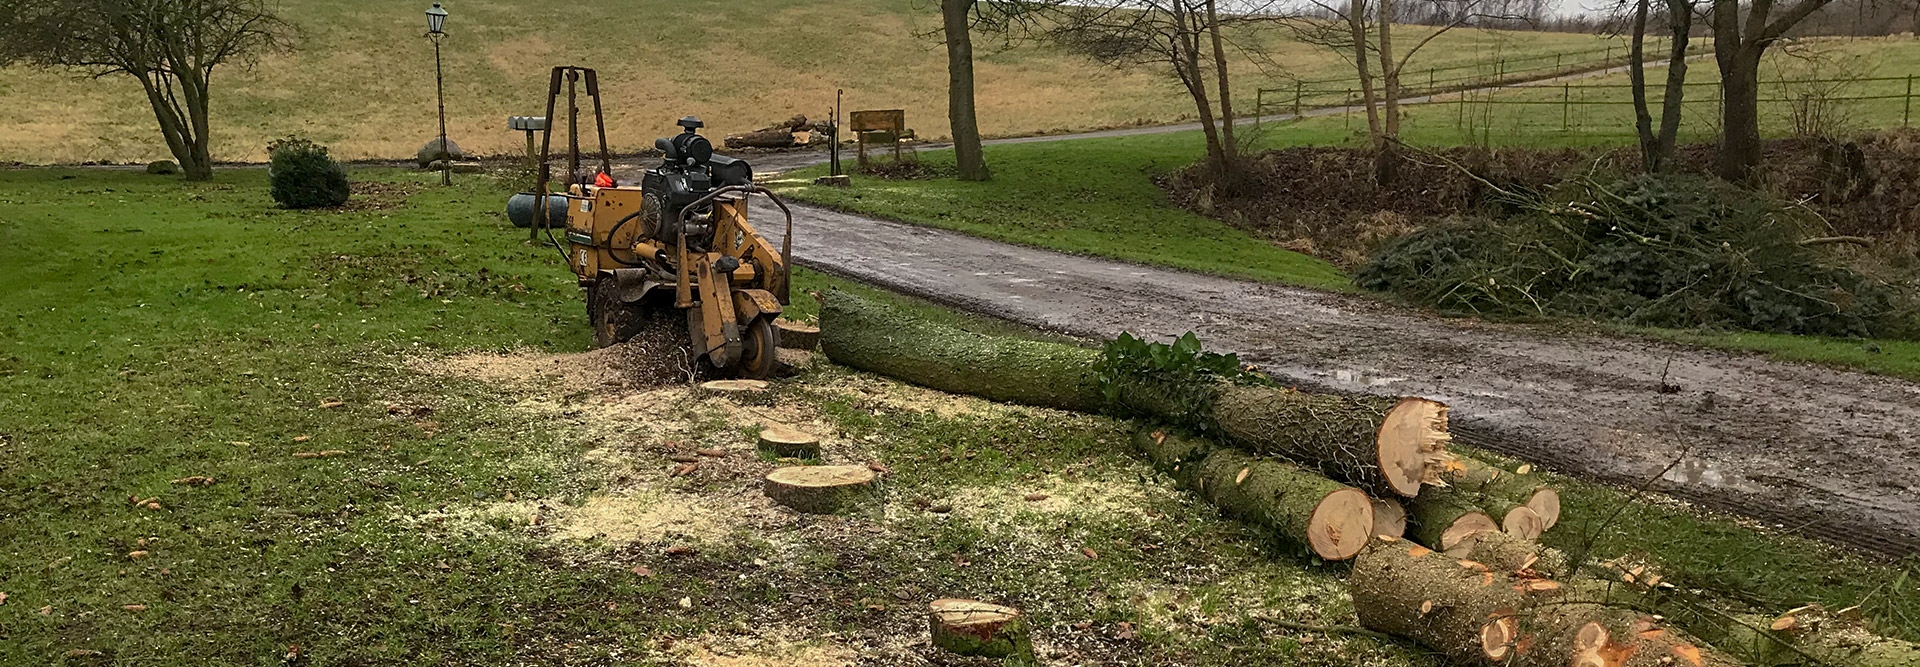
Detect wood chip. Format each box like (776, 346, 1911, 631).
(170, 476, 215, 486)
(122, 604, 146, 612)
(1024, 493, 1049, 502)
(319, 401, 345, 409)
(1770, 615, 1800, 631)
(696, 448, 726, 458)
(293, 452, 320, 458)
(670, 463, 697, 477)
(127, 551, 149, 560)
(293, 435, 311, 443)
(668, 454, 700, 463)
(1419, 600, 1434, 615)
(1514, 464, 1533, 475)
(664, 545, 695, 556)
(145, 502, 162, 510)
(867, 461, 891, 474)
(631, 565, 654, 577)
(1235, 467, 1251, 485)
(1081, 547, 1098, 560)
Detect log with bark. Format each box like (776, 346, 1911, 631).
(724, 128, 800, 149)
(821, 292, 1454, 497)
(1132, 426, 1374, 560)
(1449, 455, 1561, 533)
(819, 291, 1104, 412)
(1350, 536, 1739, 667)
(1408, 485, 1502, 556)
(1725, 604, 1920, 667)
(758, 425, 821, 458)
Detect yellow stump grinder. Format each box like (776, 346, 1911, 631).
(529, 66, 795, 379)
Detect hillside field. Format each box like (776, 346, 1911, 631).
(0, 0, 1622, 164)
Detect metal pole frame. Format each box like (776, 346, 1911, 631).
(430, 32, 450, 186)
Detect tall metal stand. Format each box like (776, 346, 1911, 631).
(429, 32, 450, 186)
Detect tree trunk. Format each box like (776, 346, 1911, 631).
(1133, 427, 1374, 561)
(1717, 47, 1766, 182)
(1654, 0, 1693, 171)
(183, 70, 214, 182)
(136, 73, 199, 181)
(1351, 537, 1742, 667)
(1349, 0, 1384, 152)
(942, 0, 991, 182)
(1175, 8, 1229, 178)
(1371, 496, 1408, 539)
(1629, 0, 1659, 172)
(1725, 605, 1920, 666)
(818, 291, 1104, 413)
(1464, 530, 1569, 578)
(1408, 486, 1499, 554)
(1374, 0, 1402, 186)
(1192, 390, 1453, 498)
(1204, 0, 1238, 174)
(1447, 455, 1561, 532)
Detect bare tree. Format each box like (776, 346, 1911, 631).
(1626, 0, 1693, 171)
(1048, 0, 1276, 184)
(1286, 0, 1516, 184)
(941, 0, 991, 181)
(1709, 0, 1839, 182)
(0, 0, 291, 180)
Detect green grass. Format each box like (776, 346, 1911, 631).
(771, 132, 1351, 291)
(0, 167, 1912, 664)
(0, 1, 1623, 164)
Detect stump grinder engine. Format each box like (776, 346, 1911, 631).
(530, 67, 794, 379)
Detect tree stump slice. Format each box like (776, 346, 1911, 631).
(758, 425, 822, 459)
(699, 379, 773, 404)
(928, 599, 1035, 661)
(775, 319, 820, 350)
(763, 465, 875, 514)
(1371, 497, 1408, 539)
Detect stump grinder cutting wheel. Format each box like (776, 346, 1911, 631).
(528, 66, 794, 379)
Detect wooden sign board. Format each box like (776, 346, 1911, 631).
(849, 109, 905, 134)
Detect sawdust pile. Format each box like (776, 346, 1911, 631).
(414, 333, 693, 392)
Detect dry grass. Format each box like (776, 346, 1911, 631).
(0, 0, 1620, 163)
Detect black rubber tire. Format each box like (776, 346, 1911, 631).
(591, 280, 644, 349)
(734, 316, 780, 380)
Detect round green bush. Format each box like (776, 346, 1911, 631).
(267, 137, 350, 209)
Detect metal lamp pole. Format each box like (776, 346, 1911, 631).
(426, 3, 450, 185)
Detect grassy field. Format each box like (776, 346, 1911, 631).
(0, 167, 1913, 663)
(0, 1, 1622, 165)
(1281, 36, 1920, 147)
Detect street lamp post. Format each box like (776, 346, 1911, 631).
(425, 3, 450, 185)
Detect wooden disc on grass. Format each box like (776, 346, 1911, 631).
(928, 599, 1034, 660)
(1309, 488, 1376, 560)
(764, 465, 875, 514)
(774, 319, 820, 350)
(758, 425, 821, 459)
(1370, 497, 1408, 539)
(1376, 397, 1455, 497)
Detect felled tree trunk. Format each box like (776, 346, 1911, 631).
(1408, 486, 1500, 555)
(1724, 605, 1920, 667)
(724, 128, 798, 149)
(1371, 497, 1407, 540)
(1350, 536, 1739, 667)
(822, 291, 1452, 498)
(819, 291, 1103, 413)
(758, 425, 821, 458)
(1133, 427, 1374, 561)
(1451, 455, 1561, 532)
(928, 599, 1035, 662)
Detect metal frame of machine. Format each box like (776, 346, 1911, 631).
(530, 66, 795, 379)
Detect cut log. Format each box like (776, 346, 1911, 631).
(928, 599, 1036, 661)
(758, 425, 821, 458)
(1371, 497, 1408, 539)
(723, 128, 798, 149)
(820, 291, 1103, 412)
(1350, 536, 1739, 667)
(1132, 426, 1371, 561)
(1451, 455, 1561, 531)
(1408, 487, 1500, 555)
(821, 291, 1451, 496)
(1463, 530, 1568, 579)
(774, 319, 820, 350)
(1191, 388, 1453, 498)
(763, 465, 875, 514)
(1725, 604, 1920, 667)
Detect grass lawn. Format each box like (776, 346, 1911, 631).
(1, 166, 1913, 663)
(0, 5, 1624, 165)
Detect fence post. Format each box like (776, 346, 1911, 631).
(1906, 74, 1914, 128)
(1345, 88, 1353, 130)
(1255, 88, 1264, 134)
(1294, 81, 1303, 116)
(1563, 83, 1571, 131)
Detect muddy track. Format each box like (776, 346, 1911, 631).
(746, 200, 1920, 558)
